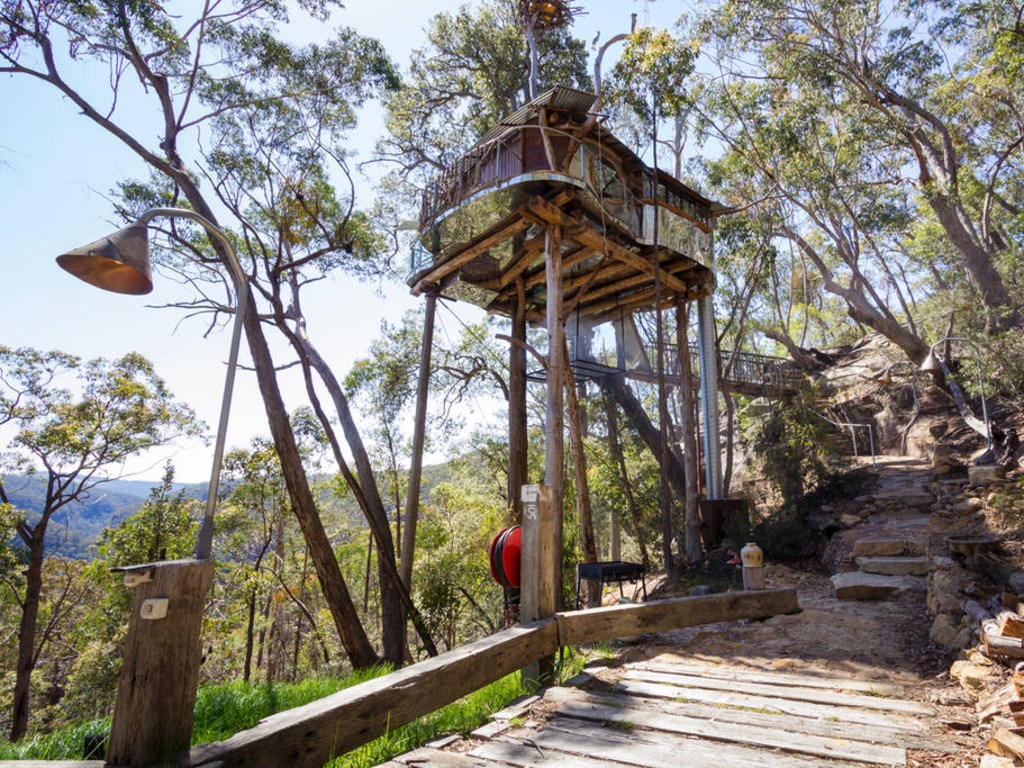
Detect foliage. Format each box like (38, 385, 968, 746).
(332, 672, 524, 768)
(733, 392, 842, 559)
(0, 346, 200, 738)
(0, 668, 527, 765)
(609, 27, 697, 121)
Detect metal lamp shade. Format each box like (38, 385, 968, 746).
(56, 221, 153, 295)
(918, 349, 943, 375)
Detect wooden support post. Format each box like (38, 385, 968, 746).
(520, 484, 557, 688)
(544, 224, 565, 609)
(508, 280, 528, 524)
(106, 559, 214, 766)
(401, 291, 437, 586)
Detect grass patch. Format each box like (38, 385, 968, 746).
(0, 718, 110, 761)
(0, 643, 605, 764)
(330, 672, 525, 767)
(603, 719, 633, 731)
(0, 664, 526, 765)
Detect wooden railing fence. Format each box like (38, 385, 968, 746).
(186, 588, 798, 768)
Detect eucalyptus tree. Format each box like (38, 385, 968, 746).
(691, 0, 1022, 336)
(376, 0, 591, 203)
(0, 347, 199, 740)
(0, 1, 402, 668)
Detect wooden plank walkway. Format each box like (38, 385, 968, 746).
(381, 657, 962, 767)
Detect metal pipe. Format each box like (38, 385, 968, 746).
(138, 207, 249, 561)
(697, 293, 722, 499)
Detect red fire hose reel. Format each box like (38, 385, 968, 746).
(488, 525, 522, 588)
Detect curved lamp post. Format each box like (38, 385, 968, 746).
(918, 336, 992, 455)
(57, 206, 248, 560)
(57, 207, 248, 766)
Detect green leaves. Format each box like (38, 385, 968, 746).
(0, 346, 201, 482)
(610, 27, 697, 122)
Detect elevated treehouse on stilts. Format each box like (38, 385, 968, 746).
(406, 86, 727, 625)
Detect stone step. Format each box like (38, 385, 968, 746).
(851, 531, 927, 558)
(831, 571, 927, 601)
(851, 537, 907, 557)
(856, 556, 929, 576)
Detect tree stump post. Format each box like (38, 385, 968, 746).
(106, 559, 214, 766)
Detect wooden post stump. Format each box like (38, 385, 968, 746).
(520, 485, 557, 688)
(106, 559, 214, 766)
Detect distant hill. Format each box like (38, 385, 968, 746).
(2, 460, 455, 560)
(2, 475, 205, 560)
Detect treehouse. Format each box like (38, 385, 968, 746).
(409, 85, 722, 355)
(408, 84, 727, 525)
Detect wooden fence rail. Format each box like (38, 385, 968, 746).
(187, 588, 798, 768)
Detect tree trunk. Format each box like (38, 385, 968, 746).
(602, 389, 650, 569)
(544, 224, 566, 612)
(676, 303, 702, 564)
(10, 532, 44, 740)
(603, 375, 689, 504)
(401, 293, 437, 588)
(508, 282, 529, 524)
(564, 340, 598, 606)
(241, 292, 379, 668)
(291, 336, 436, 661)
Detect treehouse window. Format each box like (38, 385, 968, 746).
(590, 156, 625, 204)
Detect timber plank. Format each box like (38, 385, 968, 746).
(621, 669, 932, 715)
(548, 686, 907, 764)
(188, 620, 560, 768)
(616, 678, 925, 730)
(476, 717, 873, 768)
(543, 687, 954, 752)
(633, 660, 907, 696)
(556, 588, 799, 646)
(385, 746, 499, 766)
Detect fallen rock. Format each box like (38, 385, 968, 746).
(970, 464, 1006, 486)
(930, 614, 965, 648)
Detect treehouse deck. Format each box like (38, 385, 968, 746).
(409, 85, 722, 326)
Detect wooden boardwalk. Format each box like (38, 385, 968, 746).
(380, 657, 961, 768)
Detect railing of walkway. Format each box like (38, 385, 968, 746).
(635, 343, 798, 391)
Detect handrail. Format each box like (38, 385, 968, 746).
(807, 408, 877, 465)
(186, 589, 798, 768)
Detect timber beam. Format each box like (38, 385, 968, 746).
(187, 588, 798, 768)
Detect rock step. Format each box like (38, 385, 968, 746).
(855, 556, 929, 576)
(831, 571, 927, 601)
(851, 533, 927, 558)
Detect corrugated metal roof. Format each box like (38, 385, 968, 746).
(476, 85, 600, 146)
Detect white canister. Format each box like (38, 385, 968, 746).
(740, 542, 763, 568)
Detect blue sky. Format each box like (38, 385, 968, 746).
(0, 0, 670, 482)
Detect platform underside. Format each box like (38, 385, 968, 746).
(411, 184, 715, 326)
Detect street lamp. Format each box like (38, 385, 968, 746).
(918, 336, 992, 455)
(57, 206, 248, 560)
(56, 207, 248, 766)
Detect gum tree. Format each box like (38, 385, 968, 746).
(0, 347, 199, 740)
(0, 1, 403, 667)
